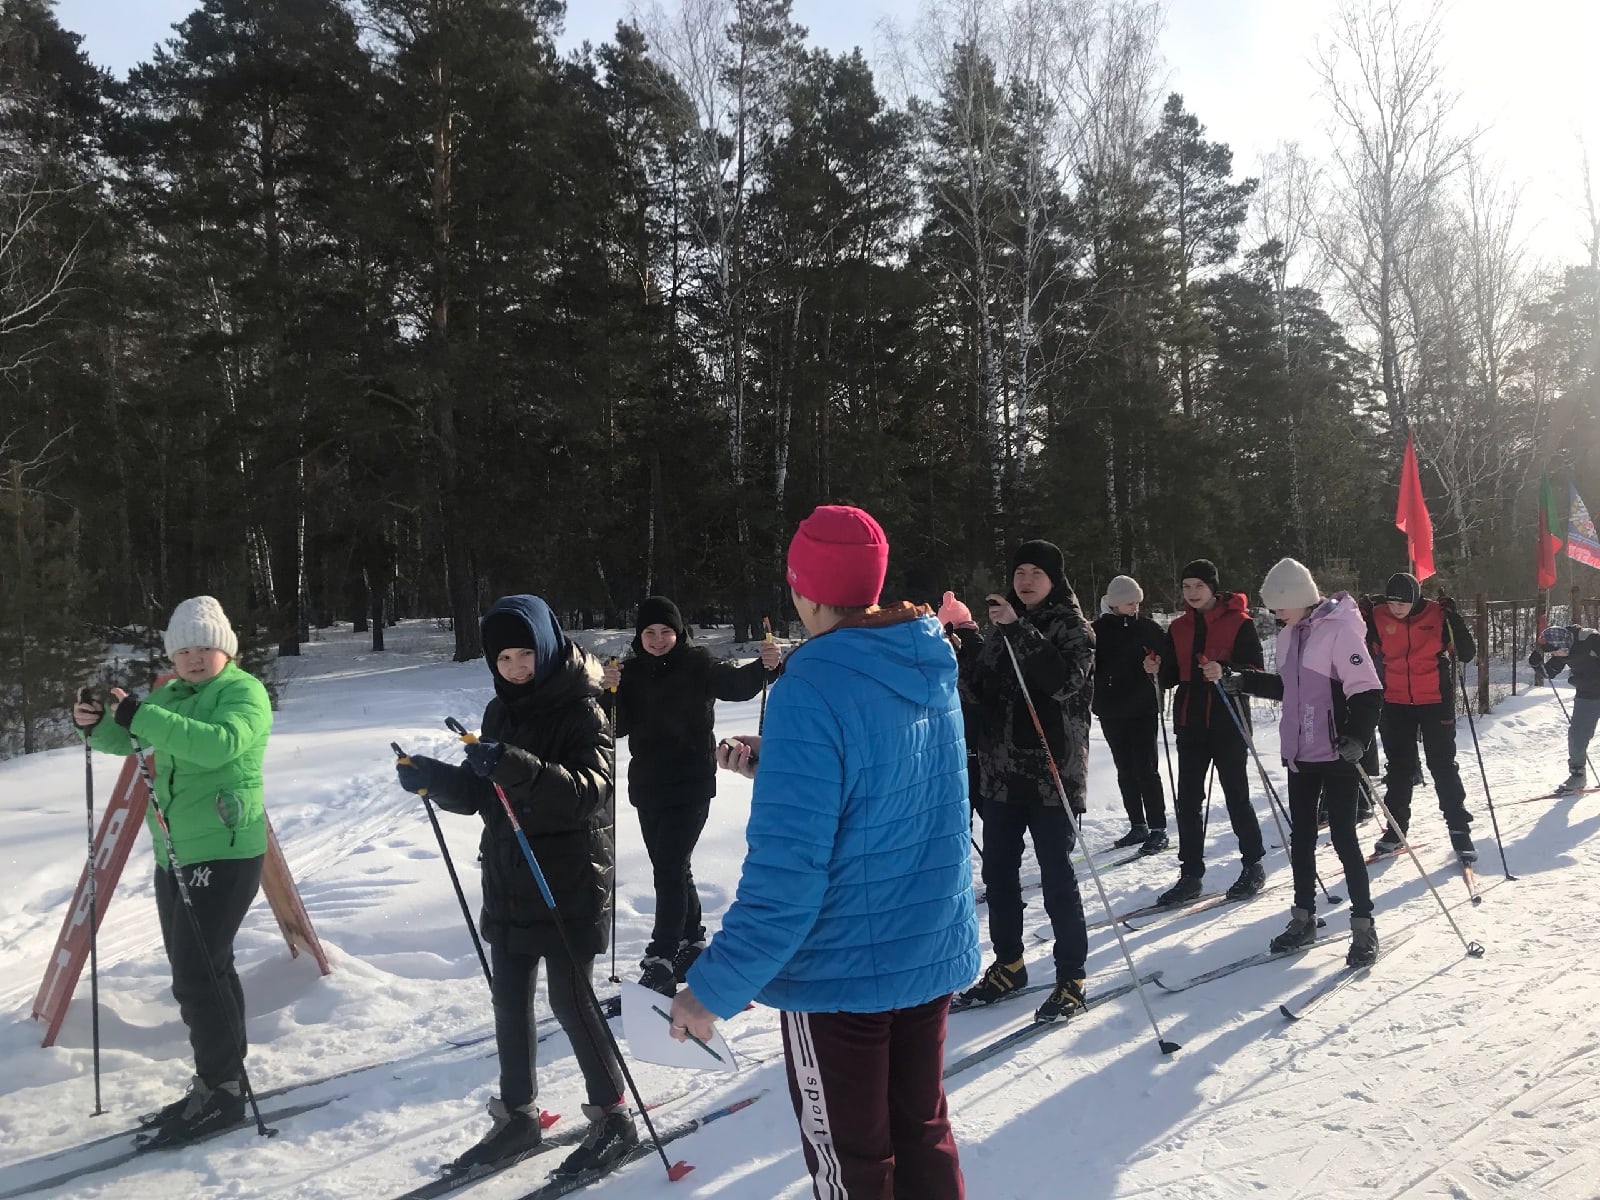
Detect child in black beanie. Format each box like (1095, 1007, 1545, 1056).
(601, 598, 783, 994)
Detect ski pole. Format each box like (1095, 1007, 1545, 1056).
(127, 731, 276, 1138)
(757, 618, 773, 735)
(605, 658, 621, 986)
(1354, 762, 1485, 958)
(78, 689, 105, 1117)
(1446, 626, 1515, 882)
(1544, 675, 1597, 779)
(391, 743, 492, 987)
(997, 638, 1179, 1055)
(444, 717, 692, 1181)
(1212, 680, 1344, 907)
(1149, 654, 1176, 804)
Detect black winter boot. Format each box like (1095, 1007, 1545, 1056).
(954, 958, 1028, 1009)
(638, 956, 677, 997)
(555, 1105, 638, 1177)
(1157, 874, 1203, 906)
(1112, 825, 1149, 849)
(1346, 917, 1379, 967)
(1269, 908, 1317, 954)
(1225, 859, 1266, 900)
(448, 1097, 543, 1173)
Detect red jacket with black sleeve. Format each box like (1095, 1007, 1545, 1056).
(1363, 596, 1475, 711)
(1158, 591, 1264, 741)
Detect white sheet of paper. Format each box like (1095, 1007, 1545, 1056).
(618, 980, 738, 1073)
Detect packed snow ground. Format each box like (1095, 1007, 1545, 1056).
(2, 621, 1597, 1199)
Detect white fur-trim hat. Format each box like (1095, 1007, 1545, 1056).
(164, 595, 239, 659)
(1260, 558, 1319, 611)
(1104, 575, 1143, 608)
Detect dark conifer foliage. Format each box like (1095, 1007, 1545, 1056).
(1, 0, 1591, 753)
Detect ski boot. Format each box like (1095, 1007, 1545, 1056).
(1269, 908, 1317, 954)
(1111, 825, 1149, 849)
(1372, 825, 1406, 856)
(638, 956, 677, 997)
(672, 939, 706, 983)
(554, 1105, 638, 1177)
(1034, 978, 1087, 1023)
(1346, 917, 1379, 967)
(954, 959, 1027, 1009)
(136, 1079, 244, 1149)
(1139, 828, 1170, 856)
(1448, 827, 1477, 866)
(448, 1097, 542, 1173)
(1157, 874, 1203, 907)
(1553, 771, 1588, 796)
(1225, 859, 1266, 900)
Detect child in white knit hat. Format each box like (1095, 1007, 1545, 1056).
(1093, 576, 1170, 855)
(72, 595, 272, 1144)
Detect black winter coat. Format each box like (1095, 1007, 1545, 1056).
(958, 584, 1094, 812)
(1091, 611, 1166, 720)
(612, 644, 777, 808)
(428, 642, 615, 958)
(1532, 626, 1600, 700)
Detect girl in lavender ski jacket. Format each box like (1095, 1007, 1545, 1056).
(1228, 559, 1384, 967)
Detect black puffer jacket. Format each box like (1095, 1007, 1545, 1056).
(613, 643, 776, 808)
(1091, 610, 1166, 720)
(430, 641, 616, 958)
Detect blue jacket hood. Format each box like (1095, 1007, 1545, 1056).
(792, 608, 957, 710)
(481, 595, 568, 688)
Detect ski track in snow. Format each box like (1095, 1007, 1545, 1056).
(2, 625, 1598, 1198)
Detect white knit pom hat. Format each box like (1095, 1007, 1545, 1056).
(164, 595, 239, 659)
(1260, 558, 1319, 611)
(1104, 575, 1144, 608)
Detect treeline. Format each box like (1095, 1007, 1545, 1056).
(1, 0, 1596, 755)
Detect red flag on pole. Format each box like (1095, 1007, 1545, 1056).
(1537, 474, 1562, 590)
(1395, 433, 1435, 581)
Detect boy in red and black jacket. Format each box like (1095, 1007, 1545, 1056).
(1361, 572, 1477, 864)
(1144, 559, 1267, 905)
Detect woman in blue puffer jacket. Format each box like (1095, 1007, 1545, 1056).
(669, 504, 980, 1200)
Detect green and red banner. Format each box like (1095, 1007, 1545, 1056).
(1537, 474, 1563, 590)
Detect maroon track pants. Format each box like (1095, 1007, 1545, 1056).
(781, 994, 965, 1200)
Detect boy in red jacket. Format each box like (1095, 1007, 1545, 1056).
(1145, 559, 1266, 905)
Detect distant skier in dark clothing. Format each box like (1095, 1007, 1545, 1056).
(601, 596, 782, 995)
(1093, 575, 1169, 855)
(1530, 623, 1600, 794)
(1145, 559, 1267, 906)
(1362, 572, 1478, 863)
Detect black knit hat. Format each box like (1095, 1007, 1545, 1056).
(1384, 572, 1422, 606)
(635, 595, 687, 639)
(1180, 559, 1220, 595)
(1010, 539, 1066, 588)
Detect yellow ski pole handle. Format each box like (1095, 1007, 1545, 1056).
(607, 656, 619, 694)
(444, 716, 478, 744)
(390, 742, 429, 796)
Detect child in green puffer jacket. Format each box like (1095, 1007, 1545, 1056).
(75, 596, 272, 1143)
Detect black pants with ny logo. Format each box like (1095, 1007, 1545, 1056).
(153, 855, 264, 1088)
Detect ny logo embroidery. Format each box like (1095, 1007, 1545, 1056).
(189, 866, 213, 889)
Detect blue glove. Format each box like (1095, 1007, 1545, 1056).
(396, 754, 448, 795)
(1336, 735, 1366, 764)
(463, 740, 506, 778)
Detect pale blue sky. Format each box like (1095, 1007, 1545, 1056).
(51, 0, 1600, 263)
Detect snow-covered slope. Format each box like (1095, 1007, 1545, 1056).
(1, 623, 1595, 1199)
